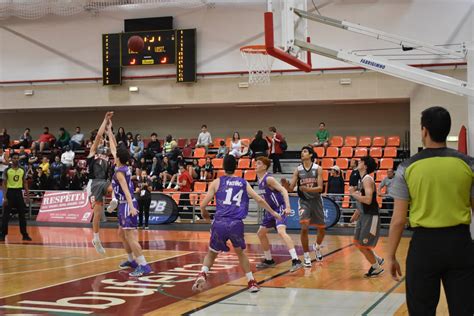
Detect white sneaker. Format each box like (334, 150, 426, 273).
(303, 256, 312, 268)
(313, 244, 323, 261)
(192, 272, 207, 292)
(92, 239, 106, 254)
(174, 184, 180, 190)
(166, 184, 172, 189)
(106, 199, 118, 213)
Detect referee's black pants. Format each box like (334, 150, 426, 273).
(406, 225, 474, 316)
(1, 189, 28, 237)
(138, 198, 151, 227)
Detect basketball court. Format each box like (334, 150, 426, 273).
(0, 0, 473, 315)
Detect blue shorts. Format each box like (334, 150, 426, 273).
(209, 219, 246, 252)
(117, 200, 138, 229)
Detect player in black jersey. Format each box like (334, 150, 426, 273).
(87, 112, 114, 254)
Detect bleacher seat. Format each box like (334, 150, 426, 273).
(344, 136, 358, 147)
(354, 147, 368, 157)
(177, 138, 187, 148)
(387, 136, 400, 147)
(330, 136, 343, 147)
(372, 136, 386, 147)
(313, 147, 325, 158)
(234, 170, 243, 177)
(188, 138, 198, 148)
(321, 158, 334, 169)
(358, 136, 371, 147)
(182, 146, 193, 158)
(376, 170, 388, 182)
(216, 170, 226, 178)
(335, 158, 349, 169)
(193, 147, 206, 158)
(244, 169, 257, 181)
(237, 158, 250, 169)
(369, 147, 383, 158)
(212, 138, 224, 148)
(212, 158, 223, 169)
(194, 182, 207, 192)
(325, 147, 339, 158)
(379, 158, 394, 169)
(322, 169, 329, 181)
(340, 147, 353, 158)
(384, 147, 397, 158)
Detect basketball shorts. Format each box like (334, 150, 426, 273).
(299, 198, 325, 228)
(87, 179, 110, 203)
(354, 213, 380, 248)
(209, 219, 246, 252)
(117, 200, 138, 229)
(261, 205, 288, 229)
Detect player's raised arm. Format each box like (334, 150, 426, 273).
(89, 112, 113, 157)
(246, 182, 281, 221)
(106, 122, 117, 160)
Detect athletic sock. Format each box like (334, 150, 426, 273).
(246, 272, 254, 281)
(136, 255, 147, 265)
(289, 248, 298, 260)
(263, 250, 272, 261)
(201, 266, 210, 274)
(371, 262, 380, 270)
(304, 252, 310, 259)
(127, 253, 134, 262)
(93, 233, 100, 241)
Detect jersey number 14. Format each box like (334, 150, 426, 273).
(223, 188, 243, 207)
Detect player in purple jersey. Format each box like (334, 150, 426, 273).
(106, 123, 152, 277)
(192, 155, 282, 293)
(255, 157, 303, 273)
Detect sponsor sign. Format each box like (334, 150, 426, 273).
(36, 191, 92, 223)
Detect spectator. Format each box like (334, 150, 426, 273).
(148, 156, 163, 191)
(249, 130, 269, 158)
(349, 159, 360, 208)
(31, 167, 48, 191)
(59, 170, 71, 190)
(168, 142, 183, 172)
(379, 168, 395, 210)
(196, 124, 212, 152)
(115, 127, 127, 148)
(0, 149, 8, 179)
(201, 156, 214, 181)
(130, 134, 144, 161)
(137, 157, 148, 171)
(69, 168, 83, 190)
(314, 122, 329, 148)
(327, 165, 345, 203)
(13, 128, 32, 149)
(163, 135, 174, 156)
(28, 149, 39, 169)
(69, 127, 84, 151)
(126, 132, 134, 148)
(50, 155, 64, 184)
(31, 127, 55, 153)
(229, 132, 245, 158)
(55, 127, 71, 149)
(136, 170, 152, 229)
(177, 162, 194, 219)
(266, 126, 283, 174)
(160, 156, 175, 189)
(216, 140, 228, 158)
(188, 158, 201, 180)
(61, 145, 75, 168)
(39, 156, 50, 176)
(146, 133, 162, 159)
(18, 146, 29, 168)
(0, 128, 10, 150)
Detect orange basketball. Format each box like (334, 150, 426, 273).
(127, 35, 144, 52)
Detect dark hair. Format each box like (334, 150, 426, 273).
(301, 145, 316, 159)
(44, 127, 49, 131)
(319, 122, 325, 126)
(117, 147, 130, 165)
(421, 106, 451, 142)
(25, 128, 30, 132)
(10, 152, 19, 158)
(151, 132, 157, 137)
(223, 154, 237, 174)
(76, 126, 80, 129)
(269, 126, 277, 133)
(220, 140, 225, 146)
(126, 132, 133, 138)
(360, 156, 377, 174)
(166, 134, 172, 142)
(201, 124, 207, 128)
(255, 130, 263, 140)
(178, 162, 186, 169)
(59, 127, 65, 132)
(232, 132, 240, 141)
(118, 127, 125, 134)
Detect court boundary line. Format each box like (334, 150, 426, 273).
(0, 251, 193, 299)
(361, 276, 406, 315)
(182, 243, 354, 315)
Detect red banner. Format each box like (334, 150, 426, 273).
(36, 191, 92, 223)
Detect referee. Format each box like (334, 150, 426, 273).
(388, 106, 473, 315)
(0, 152, 31, 242)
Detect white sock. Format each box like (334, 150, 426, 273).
(375, 253, 382, 262)
(304, 252, 310, 259)
(314, 243, 320, 250)
(371, 262, 380, 269)
(201, 266, 209, 274)
(136, 255, 147, 265)
(93, 233, 100, 241)
(246, 272, 254, 282)
(263, 250, 272, 261)
(289, 248, 298, 260)
(127, 253, 134, 262)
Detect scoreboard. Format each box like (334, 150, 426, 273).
(102, 29, 196, 85)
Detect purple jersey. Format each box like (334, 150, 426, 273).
(214, 176, 249, 221)
(258, 173, 285, 210)
(112, 166, 135, 202)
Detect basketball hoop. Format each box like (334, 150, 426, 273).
(240, 45, 274, 85)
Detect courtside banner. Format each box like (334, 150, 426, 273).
(286, 196, 341, 230)
(148, 192, 179, 224)
(36, 191, 93, 223)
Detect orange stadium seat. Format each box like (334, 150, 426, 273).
(335, 158, 349, 169)
(384, 147, 397, 158)
(198, 158, 206, 167)
(330, 136, 343, 147)
(216, 170, 226, 178)
(387, 136, 400, 147)
(212, 158, 223, 169)
(372, 136, 386, 147)
(194, 182, 207, 192)
(369, 147, 383, 158)
(344, 136, 358, 147)
(212, 138, 224, 148)
(244, 169, 257, 181)
(379, 158, 394, 169)
(376, 170, 388, 182)
(358, 136, 371, 147)
(354, 147, 368, 157)
(193, 147, 206, 158)
(313, 147, 325, 158)
(234, 170, 243, 178)
(340, 147, 353, 158)
(322, 169, 329, 181)
(237, 158, 250, 169)
(321, 158, 334, 169)
(345, 169, 353, 181)
(325, 147, 339, 158)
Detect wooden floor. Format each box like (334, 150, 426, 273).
(0, 225, 450, 315)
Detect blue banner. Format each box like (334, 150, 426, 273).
(286, 196, 341, 230)
(148, 193, 179, 225)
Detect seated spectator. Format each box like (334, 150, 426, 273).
(216, 140, 228, 158)
(18, 146, 29, 168)
(126, 132, 134, 148)
(168, 142, 182, 170)
(115, 127, 127, 147)
(313, 122, 330, 148)
(229, 132, 247, 158)
(196, 124, 212, 152)
(249, 130, 269, 158)
(31, 127, 56, 152)
(160, 156, 175, 189)
(327, 165, 344, 203)
(69, 127, 84, 151)
(188, 158, 201, 180)
(137, 157, 148, 171)
(379, 168, 395, 210)
(61, 145, 75, 168)
(163, 135, 174, 156)
(50, 155, 64, 185)
(28, 149, 39, 169)
(0, 128, 10, 150)
(177, 162, 194, 219)
(39, 156, 50, 176)
(200, 156, 214, 181)
(13, 128, 32, 149)
(148, 156, 163, 191)
(146, 133, 162, 159)
(55, 127, 71, 149)
(0, 149, 8, 179)
(130, 134, 144, 161)
(31, 167, 48, 191)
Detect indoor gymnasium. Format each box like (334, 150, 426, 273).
(0, 0, 473, 315)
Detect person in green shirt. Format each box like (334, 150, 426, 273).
(314, 122, 329, 148)
(388, 106, 474, 315)
(56, 127, 71, 149)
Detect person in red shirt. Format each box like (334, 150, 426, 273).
(31, 127, 56, 153)
(178, 162, 194, 220)
(266, 126, 284, 174)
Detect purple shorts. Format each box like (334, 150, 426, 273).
(117, 200, 138, 229)
(261, 206, 287, 229)
(209, 219, 246, 252)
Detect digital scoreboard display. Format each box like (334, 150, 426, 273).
(102, 29, 196, 85)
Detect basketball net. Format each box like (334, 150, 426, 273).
(240, 45, 274, 85)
